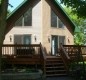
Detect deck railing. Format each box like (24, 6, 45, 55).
(63, 45, 86, 61)
(60, 45, 86, 79)
(40, 43, 46, 74)
(2, 44, 46, 71)
(60, 44, 71, 72)
(2, 44, 42, 65)
(60, 44, 86, 65)
(2, 44, 41, 56)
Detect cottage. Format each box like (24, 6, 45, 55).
(4, 0, 75, 56)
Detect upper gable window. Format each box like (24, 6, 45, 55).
(58, 19, 64, 28)
(51, 9, 64, 28)
(15, 8, 32, 27)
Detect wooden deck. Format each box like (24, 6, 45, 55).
(2, 44, 86, 77)
(60, 44, 86, 80)
(2, 44, 46, 72)
(2, 55, 41, 65)
(2, 44, 66, 76)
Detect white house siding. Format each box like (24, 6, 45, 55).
(4, 1, 42, 44)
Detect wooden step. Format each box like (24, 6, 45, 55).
(46, 62, 63, 65)
(45, 56, 67, 77)
(46, 56, 61, 60)
(46, 59, 63, 62)
(46, 74, 67, 77)
(46, 70, 67, 76)
(46, 66, 64, 69)
(46, 70, 66, 72)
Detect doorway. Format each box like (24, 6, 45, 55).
(51, 35, 65, 55)
(51, 36, 58, 55)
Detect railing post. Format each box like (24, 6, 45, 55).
(14, 43, 17, 56)
(39, 43, 46, 76)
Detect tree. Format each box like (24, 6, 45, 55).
(64, 7, 85, 45)
(60, 0, 86, 18)
(80, 20, 86, 45)
(59, 0, 86, 44)
(64, 7, 84, 26)
(0, 0, 8, 79)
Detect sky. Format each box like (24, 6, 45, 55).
(8, 0, 61, 11)
(8, 0, 24, 11)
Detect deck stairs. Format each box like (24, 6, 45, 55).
(45, 56, 67, 77)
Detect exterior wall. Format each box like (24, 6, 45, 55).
(42, 0, 74, 54)
(4, 0, 74, 55)
(4, 1, 42, 44)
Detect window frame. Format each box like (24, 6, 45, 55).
(14, 34, 32, 44)
(51, 9, 64, 28)
(15, 8, 32, 27)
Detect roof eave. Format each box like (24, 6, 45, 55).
(7, 0, 28, 19)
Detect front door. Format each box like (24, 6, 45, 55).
(51, 36, 58, 55)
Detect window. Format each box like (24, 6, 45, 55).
(14, 35, 31, 44)
(24, 8, 32, 26)
(51, 35, 65, 49)
(14, 35, 22, 44)
(51, 9, 64, 28)
(59, 36, 65, 47)
(51, 10, 57, 27)
(23, 35, 31, 44)
(58, 19, 64, 28)
(15, 8, 32, 27)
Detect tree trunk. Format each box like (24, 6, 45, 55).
(0, 0, 8, 79)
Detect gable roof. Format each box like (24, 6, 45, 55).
(7, 0, 27, 19)
(6, 0, 76, 34)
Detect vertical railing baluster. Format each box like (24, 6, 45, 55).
(10, 46, 11, 55)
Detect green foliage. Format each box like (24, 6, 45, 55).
(74, 20, 86, 45)
(64, 7, 84, 26)
(74, 33, 84, 45)
(64, 7, 85, 45)
(60, 0, 86, 18)
(80, 20, 86, 44)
